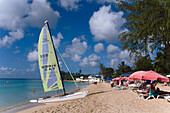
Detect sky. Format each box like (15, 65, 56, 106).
(0, 0, 135, 79)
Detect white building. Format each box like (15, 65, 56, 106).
(76, 75, 100, 82)
(76, 76, 84, 81)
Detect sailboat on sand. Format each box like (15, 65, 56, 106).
(30, 21, 88, 103)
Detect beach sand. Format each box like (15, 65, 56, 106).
(18, 83, 170, 113)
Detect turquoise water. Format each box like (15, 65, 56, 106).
(0, 79, 87, 111)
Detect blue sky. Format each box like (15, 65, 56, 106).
(0, 0, 134, 78)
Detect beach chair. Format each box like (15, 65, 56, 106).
(145, 90, 158, 100)
(164, 96, 170, 99)
(120, 86, 128, 90)
(168, 98, 170, 102)
(136, 90, 148, 99)
(114, 85, 121, 90)
(131, 87, 138, 93)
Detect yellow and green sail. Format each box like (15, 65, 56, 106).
(38, 23, 63, 92)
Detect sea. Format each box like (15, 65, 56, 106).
(0, 79, 88, 112)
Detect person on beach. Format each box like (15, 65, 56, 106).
(33, 88, 35, 94)
(110, 80, 114, 88)
(125, 82, 128, 87)
(116, 80, 119, 85)
(139, 82, 147, 90)
(148, 82, 156, 94)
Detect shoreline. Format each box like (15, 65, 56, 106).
(1, 82, 89, 113)
(17, 84, 93, 113)
(63, 80, 91, 83)
(18, 83, 170, 113)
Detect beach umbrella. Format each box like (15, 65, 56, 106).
(129, 71, 146, 81)
(126, 77, 134, 81)
(142, 71, 169, 82)
(112, 77, 119, 81)
(112, 77, 125, 81)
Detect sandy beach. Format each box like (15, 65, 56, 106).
(18, 83, 170, 113)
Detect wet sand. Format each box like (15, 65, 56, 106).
(18, 83, 170, 113)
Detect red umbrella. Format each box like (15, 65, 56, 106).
(112, 77, 120, 81)
(142, 71, 169, 82)
(129, 71, 146, 81)
(126, 77, 134, 81)
(112, 77, 125, 81)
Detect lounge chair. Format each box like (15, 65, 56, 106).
(120, 86, 128, 90)
(164, 96, 170, 99)
(145, 90, 158, 100)
(136, 90, 148, 99)
(114, 85, 121, 90)
(168, 98, 170, 102)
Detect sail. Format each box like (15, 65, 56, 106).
(38, 23, 63, 92)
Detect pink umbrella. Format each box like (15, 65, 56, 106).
(112, 77, 120, 81)
(129, 71, 146, 81)
(126, 77, 134, 81)
(142, 71, 169, 82)
(112, 77, 125, 81)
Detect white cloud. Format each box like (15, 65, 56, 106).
(109, 58, 119, 67)
(87, 0, 126, 4)
(80, 54, 100, 67)
(0, 29, 24, 48)
(80, 57, 88, 67)
(94, 43, 104, 53)
(63, 37, 88, 62)
(0, 0, 60, 48)
(119, 50, 130, 59)
(107, 53, 119, 59)
(0, 0, 28, 30)
(52, 32, 63, 48)
(106, 48, 132, 68)
(71, 54, 81, 62)
(15, 46, 19, 49)
(26, 63, 37, 72)
(13, 50, 20, 54)
(0, 0, 59, 30)
(107, 44, 120, 53)
(27, 49, 38, 62)
(0, 67, 17, 75)
(59, 0, 81, 11)
(89, 5, 126, 42)
(24, 0, 60, 28)
(0, 67, 8, 71)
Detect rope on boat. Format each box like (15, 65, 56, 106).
(55, 46, 79, 88)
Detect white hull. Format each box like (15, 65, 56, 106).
(30, 91, 88, 103)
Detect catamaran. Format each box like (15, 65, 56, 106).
(30, 21, 88, 103)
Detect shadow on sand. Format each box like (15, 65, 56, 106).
(87, 90, 112, 96)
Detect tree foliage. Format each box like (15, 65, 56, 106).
(118, 0, 170, 56)
(134, 55, 153, 71)
(153, 50, 170, 73)
(115, 61, 132, 76)
(99, 63, 114, 79)
(79, 69, 82, 75)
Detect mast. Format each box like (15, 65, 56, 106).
(44, 20, 66, 95)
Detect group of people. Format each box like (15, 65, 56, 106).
(138, 81, 161, 94)
(110, 80, 128, 88)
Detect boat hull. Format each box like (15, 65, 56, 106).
(30, 91, 88, 103)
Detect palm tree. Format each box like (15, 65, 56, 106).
(79, 69, 82, 75)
